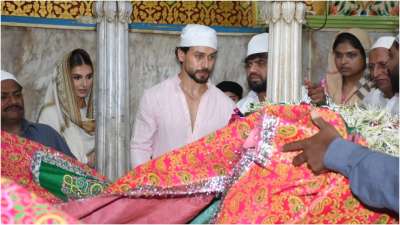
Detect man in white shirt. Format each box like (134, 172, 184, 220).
(237, 33, 269, 115)
(130, 24, 235, 168)
(363, 36, 398, 115)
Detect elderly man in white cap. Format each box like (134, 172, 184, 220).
(130, 24, 235, 168)
(363, 36, 398, 115)
(237, 33, 269, 115)
(1, 70, 75, 158)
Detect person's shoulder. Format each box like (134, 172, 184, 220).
(32, 122, 62, 137)
(210, 84, 235, 105)
(145, 76, 176, 95)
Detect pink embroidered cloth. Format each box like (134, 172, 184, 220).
(58, 104, 397, 223)
(1, 177, 79, 224)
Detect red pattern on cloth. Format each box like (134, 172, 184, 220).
(216, 105, 395, 223)
(108, 104, 397, 223)
(1, 177, 79, 224)
(1, 131, 107, 203)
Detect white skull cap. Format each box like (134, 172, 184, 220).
(371, 36, 396, 50)
(1, 70, 20, 86)
(247, 33, 269, 57)
(179, 24, 218, 50)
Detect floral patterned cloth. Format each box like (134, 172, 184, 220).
(215, 105, 395, 223)
(1, 131, 107, 203)
(107, 104, 397, 223)
(1, 177, 79, 224)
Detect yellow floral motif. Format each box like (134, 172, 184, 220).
(348, 218, 361, 224)
(262, 215, 277, 224)
(155, 158, 166, 171)
(205, 133, 216, 144)
(288, 195, 305, 213)
(212, 164, 226, 176)
(277, 125, 298, 139)
(311, 197, 331, 215)
(227, 192, 244, 214)
(119, 184, 130, 193)
(254, 187, 266, 203)
(258, 167, 270, 177)
(19, 177, 29, 186)
(375, 214, 390, 224)
(222, 145, 236, 161)
(147, 173, 160, 186)
(344, 197, 359, 210)
(237, 122, 251, 139)
(177, 171, 191, 184)
(35, 214, 67, 224)
(10, 153, 21, 162)
(187, 151, 198, 165)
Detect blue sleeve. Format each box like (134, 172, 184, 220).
(52, 131, 76, 159)
(324, 138, 399, 213)
(39, 124, 76, 159)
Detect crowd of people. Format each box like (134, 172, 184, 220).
(1, 23, 399, 222)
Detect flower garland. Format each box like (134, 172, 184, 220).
(246, 101, 399, 157)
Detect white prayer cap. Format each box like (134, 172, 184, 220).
(371, 36, 395, 50)
(247, 33, 269, 57)
(179, 24, 217, 50)
(1, 70, 21, 86)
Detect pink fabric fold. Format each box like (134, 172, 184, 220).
(58, 194, 214, 224)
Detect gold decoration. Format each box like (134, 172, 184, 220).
(2, 1, 257, 27)
(1, 1, 93, 19)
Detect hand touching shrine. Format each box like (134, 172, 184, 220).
(282, 111, 340, 174)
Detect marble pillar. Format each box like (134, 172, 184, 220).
(262, 1, 306, 103)
(93, 1, 132, 181)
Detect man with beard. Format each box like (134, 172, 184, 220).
(130, 24, 235, 168)
(363, 36, 398, 115)
(1, 70, 74, 158)
(237, 33, 268, 115)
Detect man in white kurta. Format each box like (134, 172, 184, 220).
(130, 24, 235, 168)
(363, 36, 399, 115)
(237, 33, 269, 115)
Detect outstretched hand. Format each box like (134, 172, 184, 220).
(282, 111, 340, 174)
(304, 80, 326, 105)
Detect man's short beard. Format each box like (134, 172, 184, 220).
(188, 70, 210, 84)
(248, 79, 266, 93)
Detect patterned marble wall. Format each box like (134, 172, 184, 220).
(1, 26, 250, 129)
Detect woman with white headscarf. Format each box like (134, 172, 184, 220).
(306, 28, 372, 106)
(37, 49, 96, 166)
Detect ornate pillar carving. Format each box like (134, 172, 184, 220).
(93, 1, 132, 181)
(262, 1, 306, 103)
